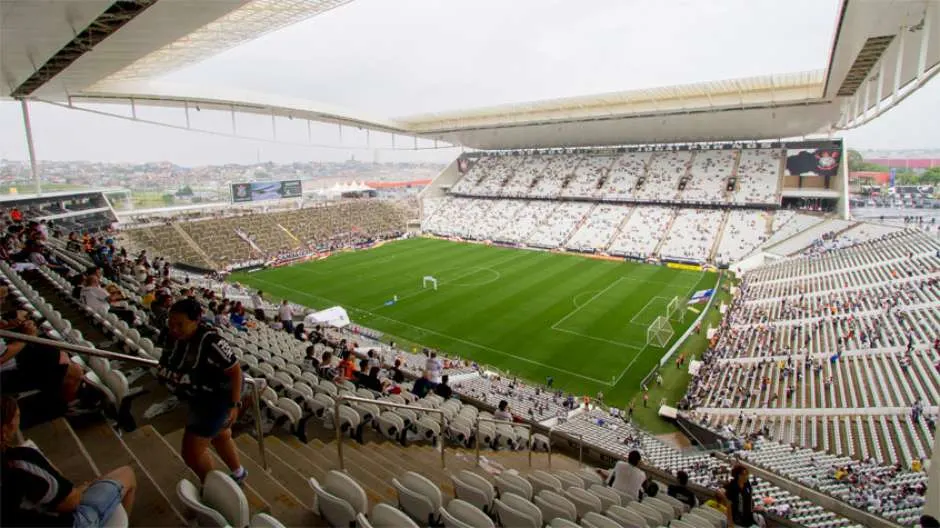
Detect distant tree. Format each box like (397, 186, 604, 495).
(920, 167, 940, 185)
(161, 193, 175, 205)
(847, 149, 865, 171)
(895, 171, 920, 185)
(176, 185, 193, 197)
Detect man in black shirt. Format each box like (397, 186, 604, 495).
(667, 470, 697, 509)
(158, 299, 247, 483)
(724, 464, 765, 527)
(434, 374, 453, 399)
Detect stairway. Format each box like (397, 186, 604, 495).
(24, 411, 585, 528)
(560, 203, 597, 248)
(651, 209, 680, 258)
(602, 206, 637, 252)
(276, 223, 302, 248)
(724, 149, 742, 202)
(709, 209, 732, 262)
(171, 222, 218, 269)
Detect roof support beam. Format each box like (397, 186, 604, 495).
(876, 58, 885, 111)
(917, 3, 933, 82)
(11, 0, 159, 97)
(893, 27, 906, 102)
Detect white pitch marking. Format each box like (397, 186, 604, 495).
(550, 277, 625, 330)
(248, 276, 615, 386)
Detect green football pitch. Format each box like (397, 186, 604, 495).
(230, 237, 718, 405)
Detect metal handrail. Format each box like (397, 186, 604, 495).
(334, 394, 447, 470)
(474, 416, 532, 468)
(546, 428, 582, 470)
(0, 329, 269, 470)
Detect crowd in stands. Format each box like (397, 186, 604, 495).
(124, 199, 410, 270)
(451, 148, 784, 206)
(679, 229, 939, 526)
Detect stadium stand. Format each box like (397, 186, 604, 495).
(733, 149, 785, 206)
(607, 207, 675, 259)
(124, 200, 409, 270)
(682, 229, 939, 525)
(683, 150, 737, 204)
(1, 204, 877, 528)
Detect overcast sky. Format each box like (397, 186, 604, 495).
(1, 0, 938, 166)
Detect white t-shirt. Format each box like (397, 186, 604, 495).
(426, 357, 443, 384)
(82, 286, 111, 313)
(609, 461, 646, 501)
(494, 409, 513, 421)
(250, 294, 264, 310)
(278, 304, 292, 321)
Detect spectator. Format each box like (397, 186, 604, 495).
(724, 464, 765, 528)
(229, 304, 247, 332)
(600, 450, 647, 502)
(390, 359, 406, 383)
(157, 299, 247, 483)
(668, 470, 698, 509)
(434, 374, 453, 399)
(293, 323, 306, 342)
(494, 400, 512, 421)
(303, 346, 319, 372)
(0, 315, 89, 415)
(337, 352, 357, 380)
(80, 272, 134, 325)
(1, 396, 137, 526)
(317, 352, 338, 381)
(426, 351, 443, 384)
(411, 374, 434, 398)
(250, 290, 265, 321)
(358, 367, 383, 393)
(278, 300, 293, 333)
(921, 515, 940, 528)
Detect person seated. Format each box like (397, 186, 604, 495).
(357, 367, 383, 393)
(1, 396, 137, 526)
(667, 470, 698, 509)
(434, 375, 453, 399)
(0, 314, 93, 417)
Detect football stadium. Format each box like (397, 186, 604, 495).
(0, 1, 938, 528)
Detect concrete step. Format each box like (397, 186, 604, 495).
(70, 417, 186, 526)
(234, 435, 321, 515)
(122, 425, 199, 523)
(283, 436, 392, 506)
(25, 417, 99, 484)
(164, 428, 271, 516)
(229, 442, 318, 527)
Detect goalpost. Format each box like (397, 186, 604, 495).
(422, 275, 438, 291)
(666, 296, 683, 322)
(647, 315, 674, 348)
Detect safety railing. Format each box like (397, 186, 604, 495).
(474, 417, 532, 467)
(0, 329, 269, 470)
(334, 394, 447, 471)
(546, 428, 582, 470)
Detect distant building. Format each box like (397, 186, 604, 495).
(866, 158, 940, 171)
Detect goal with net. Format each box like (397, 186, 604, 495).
(647, 316, 674, 348)
(666, 295, 684, 322)
(422, 275, 438, 290)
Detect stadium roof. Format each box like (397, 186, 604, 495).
(2, 0, 938, 149)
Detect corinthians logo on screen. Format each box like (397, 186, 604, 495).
(815, 150, 840, 172)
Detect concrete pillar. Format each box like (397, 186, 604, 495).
(20, 99, 41, 195)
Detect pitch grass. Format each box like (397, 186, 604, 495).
(230, 237, 718, 413)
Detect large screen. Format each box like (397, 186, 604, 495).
(784, 140, 843, 178)
(231, 180, 302, 203)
